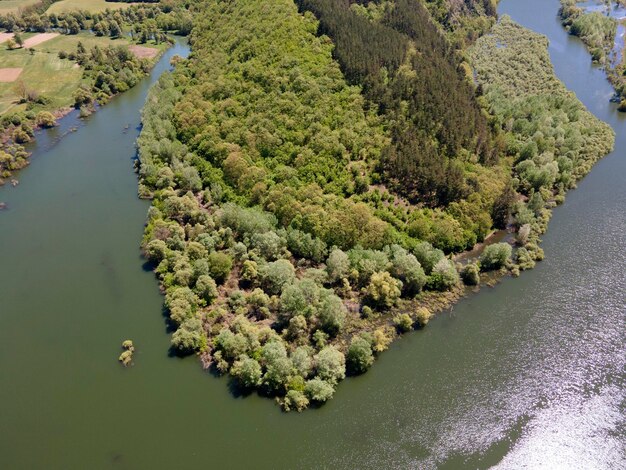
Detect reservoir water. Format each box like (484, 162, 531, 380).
(0, 1, 624, 468)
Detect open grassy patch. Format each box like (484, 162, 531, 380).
(0, 0, 40, 14)
(47, 0, 136, 14)
(33, 30, 129, 53)
(0, 48, 79, 114)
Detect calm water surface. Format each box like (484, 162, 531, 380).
(0, 2, 624, 468)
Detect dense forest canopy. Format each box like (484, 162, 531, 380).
(140, 0, 514, 255)
(425, 0, 497, 44)
(296, 0, 500, 210)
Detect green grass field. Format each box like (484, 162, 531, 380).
(0, 0, 40, 14)
(47, 0, 135, 14)
(0, 33, 130, 115)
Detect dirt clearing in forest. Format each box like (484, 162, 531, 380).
(0, 68, 23, 82)
(0, 32, 15, 44)
(23, 33, 59, 48)
(128, 45, 159, 59)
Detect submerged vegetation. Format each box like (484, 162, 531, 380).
(135, 0, 614, 410)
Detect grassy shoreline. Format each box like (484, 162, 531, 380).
(0, 1, 191, 186)
(0, 37, 167, 186)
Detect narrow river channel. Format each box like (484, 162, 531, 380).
(0, 2, 624, 468)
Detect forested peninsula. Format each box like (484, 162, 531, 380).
(137, 0, 614, 410)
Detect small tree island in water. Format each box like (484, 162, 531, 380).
(119, 340, 135, 367)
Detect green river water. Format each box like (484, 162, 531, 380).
(0, 1, 624, 468)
